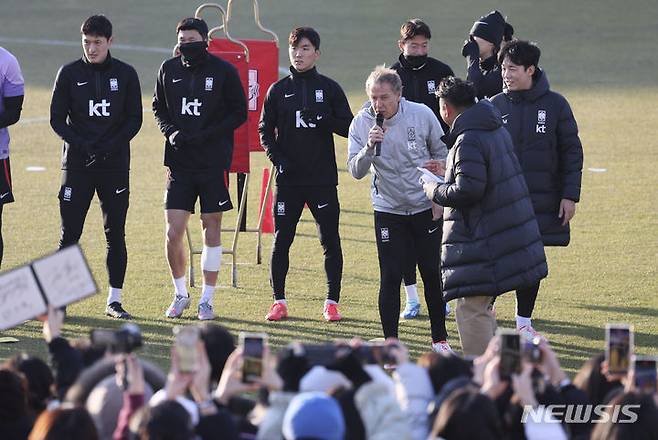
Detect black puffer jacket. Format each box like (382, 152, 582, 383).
(433, 100, 547, 301)
(490, 70, 583, 246)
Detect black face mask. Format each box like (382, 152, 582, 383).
(179, 41, 208, 66)
(404, 54, 428, 69)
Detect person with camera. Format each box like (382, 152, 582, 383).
(347, 66, 450, 354)
(490, 40, 583, 341)
(422, 77, 547, 357)
(153, 17, 247, 321)
(50, 15, 142, 320)
(461, 10, 515, 100)
(390, 19, 453, 320)
(258, 27, 353, 322)
(0, 45, 23, 269)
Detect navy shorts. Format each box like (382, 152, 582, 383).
(165, 168, 233, 214)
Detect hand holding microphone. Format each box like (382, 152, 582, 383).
(367, 113, 385, 155)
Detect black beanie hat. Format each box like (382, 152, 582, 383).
(470, 10, 513, 46)
(176, 17, 209, 41)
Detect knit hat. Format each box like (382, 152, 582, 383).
(282, 392, 345, 440)
(470, 10, 513, 46)
(176, 17, 209, 41)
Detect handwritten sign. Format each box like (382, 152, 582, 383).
(0, 245, 97, 330)
(0, 266, 47, 330)
(32, 245, 97, 309)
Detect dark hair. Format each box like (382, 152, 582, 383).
(176, 17, 209, 41)
(573, 353, 623, 405)
(400, 18, 431, 41)
(498, 39, 541, 70)
(502, 23, 514, 42)
(198, 323, 235, 384)
(0, 368, 28, 421)
(28, 407, 98, 440)
(6, 354, 54, 415)
(80, 15, 112, 39)
(288, 27, 320, 50)
(436, 77, 477, 110)
(591, 391, 658, 440)
(430, 386, 503, 440)
(136, 401, 194, 440)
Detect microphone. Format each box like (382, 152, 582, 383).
(375, 112, 384, 156)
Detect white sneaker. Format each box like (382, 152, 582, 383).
(518, 325, 543, 342)
(431, 340, 453, 355)
(197, 302, 216, 320)
(165, 295, 191, 318)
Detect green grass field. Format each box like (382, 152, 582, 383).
(0, 0, 656, 374)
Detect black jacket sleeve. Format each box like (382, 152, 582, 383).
(556, 97, 583, 202)
(50, 66, 87, 146)
(434, 139, 487, 208)
(97, 66, 143, 154)
(193, 65, 247, 142)
(152, 64, 179, 139)
(323, 83, 353, 138)
(0, 95, 23, 129)
(258, 84, 286, 166)
(48, 336, 84, 400)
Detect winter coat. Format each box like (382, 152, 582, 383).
(433, 100, 547, 301)
(466, 55, 503, 100)
(347, 98, 447, 215)
(490, 70, 583, 246)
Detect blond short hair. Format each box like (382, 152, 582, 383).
(365, 65, 403, 95)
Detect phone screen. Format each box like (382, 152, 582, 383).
(241, 335, 264, 383)
(606, 325, 633, 375)
(499, 332, 521, 379)
(633, 357, 657, 394)
(173, 325, 199, 373)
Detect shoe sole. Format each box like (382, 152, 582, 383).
(165, 303, 190, 318)
(324, 315, 342, 321)
(106, 312, 132, 319)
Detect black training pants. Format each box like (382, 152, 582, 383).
(270, 185, 342, 302)
(58, 170, 129, 289)
(374, 209, 447, 342)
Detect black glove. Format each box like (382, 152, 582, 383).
(277, 348, 311, 392)
(300, 108, 327, 128)
(462, 38, 479, 59)
(169, 130, 189, 149)
(328, 347, 371, 390)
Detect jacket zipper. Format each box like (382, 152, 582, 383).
(301, 78, 307, 108)
(95, 71, 101, 99)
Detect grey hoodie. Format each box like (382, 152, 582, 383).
(347, 98, 447, 215)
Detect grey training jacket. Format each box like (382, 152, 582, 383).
(347, 98, 447, 215)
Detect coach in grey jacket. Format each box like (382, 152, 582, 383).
(348, 65, 451, 353)
(423, 77, 547, 355)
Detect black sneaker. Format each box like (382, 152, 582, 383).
(105, 302, 132, 319)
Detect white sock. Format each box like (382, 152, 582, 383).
(107, 287, 122, 305)
(325, 299, 337, 306)
(275, 299, 287, 305)
(404, 284, 419, 303)
(200, 284, 215, 304)
(173, 276, 189, 298)
(516, 315, 532, 329)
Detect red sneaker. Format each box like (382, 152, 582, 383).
(265, 302, 288, 321)
(323, 303, 342, 321)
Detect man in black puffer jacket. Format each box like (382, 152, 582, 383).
(422, 77, 547, 356)
(491, 40, 583, 341)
